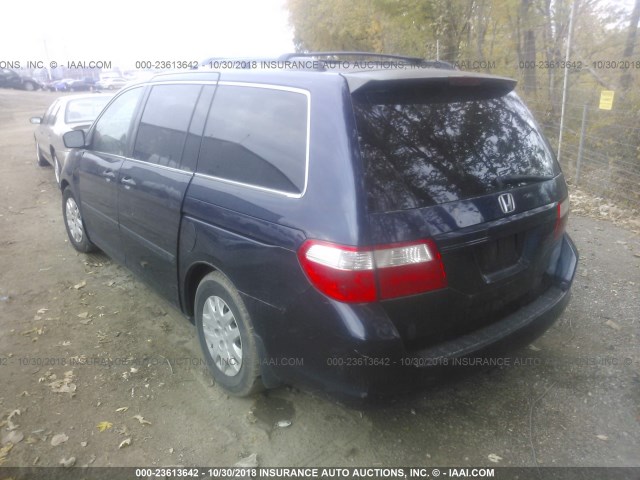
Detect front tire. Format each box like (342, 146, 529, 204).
(195, 271, 262, 396)
(35, 142, 48, 166)
(53, 152, 61, 185)
(62, 188, 96, 253)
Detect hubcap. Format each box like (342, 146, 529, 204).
(65, 197, 84, 244)
(202, 296, 242, 377)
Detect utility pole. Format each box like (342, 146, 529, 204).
(557, 0, 577, 164)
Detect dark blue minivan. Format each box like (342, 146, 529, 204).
(60, 53, 578, 400)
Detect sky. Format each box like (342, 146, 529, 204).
(0, 0, 295, 70)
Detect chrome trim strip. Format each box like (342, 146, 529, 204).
(123, 156, 193, 175)
(194, 172, 303, 199)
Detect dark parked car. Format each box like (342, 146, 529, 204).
(0, 68, 41, 90)
(60, 53, 578, 400)
(46, 78, 96, 92)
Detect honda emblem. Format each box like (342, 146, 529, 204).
(498, 193, 516, 214)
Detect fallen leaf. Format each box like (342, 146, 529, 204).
(118, 438, 132, 449)
(19, 391, 29, 397)
(596, 434, 608, 441)
(1, 431, 23, 445)
(130, 367, 138, 373)
(0, 443, 14, 465)
(605, 320, 621, 331)
(6, 409, 20, 431)
(37, 308, 48, 314)
(488, 453, 503, 463)
(115, 407, 129, 413)
(51, 433, 69, 446)
(81, 441, 88, 447)
(276, 420, 292, 428)
(79, 318, 93, 325)
(74, 281, 87, 290)
(132, 415, 151, 425)
(234, 453, 258, 468)
(21, 328, 37, 336)
(49, 381, 77, 393)
(107, 281, 116, 287)
(96, 421, 113, 432)
(48, 370, 76, 393)
(59, 457, 76, 467)
(77, 312, 89, 319)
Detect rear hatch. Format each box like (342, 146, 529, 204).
(349, 72, 568, 351)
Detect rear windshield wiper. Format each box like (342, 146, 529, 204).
(495, 174, 555, 188)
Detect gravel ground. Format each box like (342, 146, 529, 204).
(0, 89, 638, 471)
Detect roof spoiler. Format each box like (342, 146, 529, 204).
(345, 71, 517, 97)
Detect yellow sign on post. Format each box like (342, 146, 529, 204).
(599, 90, 615, 110)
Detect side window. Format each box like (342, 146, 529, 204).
(42, 101, 58, 125)
(198, 85, 308, 194)
(49, 104, 62, 125)
(92, 87, 143, 156)
(133, 84, 202, 168)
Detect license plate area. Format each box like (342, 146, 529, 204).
(475, 233, 525, 275)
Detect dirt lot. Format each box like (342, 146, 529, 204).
(0, 88, 639, 470)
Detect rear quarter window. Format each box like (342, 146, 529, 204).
(197, 85, 308, 194)
(353, 90, 559, 212)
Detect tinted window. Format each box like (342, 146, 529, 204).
(198, 85, 307, 194)
(353, 91, 560, 212)
(92, 87, 143, 156)
(133, 84, 202, 168)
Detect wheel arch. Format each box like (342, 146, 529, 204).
(182, 261, 218, 318)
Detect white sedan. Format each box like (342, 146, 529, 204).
(30, 94, 113, 184)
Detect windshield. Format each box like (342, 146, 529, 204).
(353, 90, 560, 212)
(65, 97, 111, 124)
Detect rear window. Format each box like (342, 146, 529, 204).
(65, 97, 111, 124)
(353, 90, 559, 212)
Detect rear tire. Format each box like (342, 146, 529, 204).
(195, 271, 263, 397)
(23, 81, 35, 91)
(62, 187, 96, 253)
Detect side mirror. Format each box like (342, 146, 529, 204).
(63, 129, 86, 148)
(30, 117, 41, 124)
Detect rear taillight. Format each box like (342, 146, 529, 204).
(297, 239, 447, 303)
(554, 197, 570, 238)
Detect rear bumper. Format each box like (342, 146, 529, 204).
(249, 233, 578, 401)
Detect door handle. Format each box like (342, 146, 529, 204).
(102, 169, 116, 181)
(121, 177, 136, 187)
